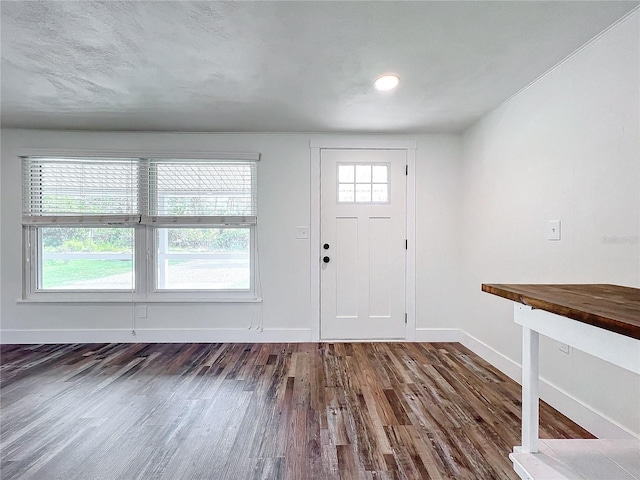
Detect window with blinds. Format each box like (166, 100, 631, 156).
(22, 157, 140, 224)
(21, 154, 259, 298)
(146, 160, 257, 224)
(22, 157, 258, 225)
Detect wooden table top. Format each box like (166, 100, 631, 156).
(482, 284, 640, 340)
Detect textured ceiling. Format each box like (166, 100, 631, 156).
(1, 1, 638, 133)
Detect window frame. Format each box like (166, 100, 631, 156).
(336, 161, 391, 205)
(23, 224, 141, 302)
(21, 150, 261, 303)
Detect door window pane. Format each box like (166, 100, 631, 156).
(338, 165, 354, 183)
(372, 165, 388, 183)
(372, 184, 389, 202)
(338, 184, 355, 202)
(40, 227, 134, 290)
(338, 163, 390, 204)
(355, 165, 371, 183)
(156, 228, 250, 290)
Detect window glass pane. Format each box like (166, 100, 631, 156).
(157, 228, 250, 290)
(355, 184, 372, 203)
(372, 184, 389, 202)
(40, 227, 134, 290)
(372, 165, 388, 183)
(338, 184, 355, 203)
(338, 165, 354, 183)
(355, 165, 371, 183)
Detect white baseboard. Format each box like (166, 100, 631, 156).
(458, 330, 521, 383)
(459, 330, 638, 440)
(537, 379, 639, 440)
(414, 328, 460, 342)
(0, 328, 312, 344)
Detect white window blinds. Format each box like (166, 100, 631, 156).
(22, 157, 140, 225)
(22, 155, 259, 226)
(145, 160, 257, 225)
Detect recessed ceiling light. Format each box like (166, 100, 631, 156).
(374, 74, 400, 91)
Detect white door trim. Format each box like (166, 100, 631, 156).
(310, 139, 417, 342)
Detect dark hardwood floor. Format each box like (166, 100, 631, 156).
(0, 342, 593, 479)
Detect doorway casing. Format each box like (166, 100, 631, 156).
(310, 138, 417, 341)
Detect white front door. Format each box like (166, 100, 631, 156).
(320, 149, 407, 340)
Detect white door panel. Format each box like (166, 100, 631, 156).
(320, 149, 406, 340)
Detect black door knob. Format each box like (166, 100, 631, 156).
(323, 256, 330, 263)
(323, 243, 330, 250)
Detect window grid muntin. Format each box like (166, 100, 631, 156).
(337, 163, 390, 204)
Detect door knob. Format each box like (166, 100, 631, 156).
(323, 243, 330, 250)
(323, 256, 330, 263)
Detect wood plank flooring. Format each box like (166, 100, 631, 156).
(0, 343, 593, 480)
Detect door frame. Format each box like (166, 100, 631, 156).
(310, 138, 417, 342)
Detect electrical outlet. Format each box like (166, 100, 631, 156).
(559, 343, 570, 354)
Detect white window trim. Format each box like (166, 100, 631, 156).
(18, 148, 260, 161)
(21, 150, 261, 303)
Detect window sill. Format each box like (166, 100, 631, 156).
(17, 297, 263, 305)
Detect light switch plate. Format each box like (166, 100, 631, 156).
(547, 220, 561, 241)
(296, 226, 309, 239)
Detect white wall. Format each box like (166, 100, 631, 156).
(416, 138, 463, 334)
(0, 131, 462, 343)
(459, 11, 640, 437)
(1, 10, 637, 441)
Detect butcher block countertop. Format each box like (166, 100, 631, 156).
(481, 284, 640, 340)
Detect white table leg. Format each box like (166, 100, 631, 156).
(522, 325, 540, 453)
